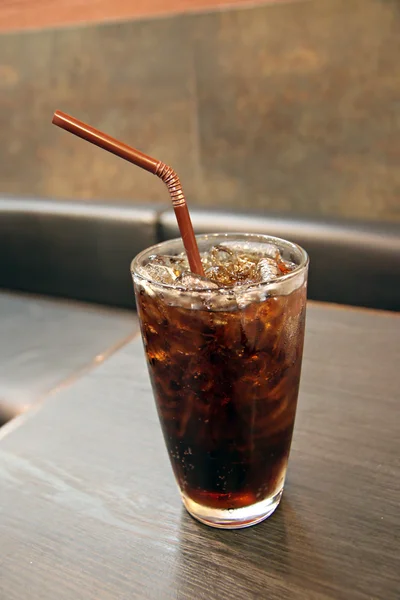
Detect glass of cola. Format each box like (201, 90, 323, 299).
(131, 233, 308, 529)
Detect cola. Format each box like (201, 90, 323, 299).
(132, 234, 308, 528)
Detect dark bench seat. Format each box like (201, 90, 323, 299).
(1, 196, 398, 312)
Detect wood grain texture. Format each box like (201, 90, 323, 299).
(0, 291, 137, 417)
(0, 303, 399, 599)
(0, 0, 289, 32)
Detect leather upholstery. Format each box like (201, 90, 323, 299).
(1, 198, 399, 311)
(0, 197, 160, 309)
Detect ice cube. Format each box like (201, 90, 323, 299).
(145, 253, 190, 282)
(219, 241, 280, 260)
(149, 254, 187, 270)
(257, 258, 280, 283)
(260, 243, 280, 260)
(174, 273, 219, 290)
(145, 263, 178, 285)
(205, 265, 235, 286)
(209, 244, 234, 265)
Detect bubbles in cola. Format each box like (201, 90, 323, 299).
(135, 240, 306, 511)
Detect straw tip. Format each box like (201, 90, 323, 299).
(52, 110, 64, 125)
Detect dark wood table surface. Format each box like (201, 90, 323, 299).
(0, 291, 137, 421)
(1, 302, 399, 600)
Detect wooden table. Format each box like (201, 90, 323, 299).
(1, 302, 399, 600)
(0, 291, 137, 423)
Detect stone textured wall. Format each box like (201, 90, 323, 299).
(0, 0, 399, 222)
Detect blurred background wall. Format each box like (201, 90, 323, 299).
(0, 0, 399, 222)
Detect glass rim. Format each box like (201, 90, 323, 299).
(131, 232, 309, 293)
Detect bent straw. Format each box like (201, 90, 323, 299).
(52, 110, 204, 276)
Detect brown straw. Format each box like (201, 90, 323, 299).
(52, 110, 204, 276)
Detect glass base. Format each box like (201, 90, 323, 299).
(182, 488, 283, 530)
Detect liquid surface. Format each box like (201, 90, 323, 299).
(144, 242, 296, 289)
